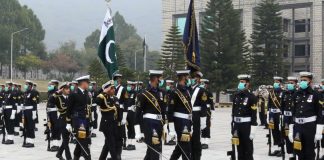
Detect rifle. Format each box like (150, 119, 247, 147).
(21, 106, 26, 146)
(280, 116, 285, 160)
(44, 116, 51, 151)
(267, 127, 272, 156)
(227, 122, 236, 160)
(316, 140, 320, 160)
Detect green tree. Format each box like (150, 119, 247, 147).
(159, 25, 185, 79)
(200, 0, 248, 91)
(250, 0, 284, 86)
(88, 59, 109, 86)
(0, 0, 45, 77)
(116, 44, 126, 68)
(16, 54, 43, 79)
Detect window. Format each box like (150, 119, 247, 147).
(175, 17, 186, 35)
(295, 44, 310, 57)
(283, 19, 289, 32)
(283, 45, 288, 58)
(295, 19, 310, 33)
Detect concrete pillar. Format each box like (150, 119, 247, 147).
(311, 1, 323, 82)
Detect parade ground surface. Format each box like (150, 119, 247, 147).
(0, 104, 296, 160)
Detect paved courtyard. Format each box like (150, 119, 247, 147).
(0, 104, 297, 160)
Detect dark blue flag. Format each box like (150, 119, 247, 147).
(183, 0, 200, 73)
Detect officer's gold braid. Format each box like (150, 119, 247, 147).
(98, 94, 117, 119)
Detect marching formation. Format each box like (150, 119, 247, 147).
(3, 70, 324, 160)
(0, 69, 215, 160)
(230, 71, 324, 160)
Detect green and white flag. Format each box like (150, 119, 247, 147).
(98, 8, 118, 79)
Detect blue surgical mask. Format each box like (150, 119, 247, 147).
(186, 79, 191, 87)
(237, 82, 246, 90)
(11, 87, 15, 91)
(5, 86, 9, 92)
(191, 79, 196, 85)
(273, 83, 280, 89)
(114, 80, 118, 87)
(127, 86, 132, 92)
(88, 85, 93, 91)
(287, 84, 295, 91)
(322, 85, 324, 90)
(200, 84, 205, 88)
(24, 85, 29, 91)
(159, 80, 164, 88)
(166, 86, 171, 91)
(48, 85, 54, 91)
(70, 85, 75, 91)
(299, 81, 309, 90)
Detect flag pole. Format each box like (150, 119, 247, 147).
(144, 35, 147, 72)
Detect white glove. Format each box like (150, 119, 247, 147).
(66, 124, 72, 132)
(168, 123, 176, 139)
(32, 111, 37, 120)
(10, 110, 16, 120)
(315, 125, 323, 142)
(135, 125, 142, 141)
(249, 125, 257, 140)
(121, 112, 127, 125)
(200, 117, 207, 130)
(288, 124, 294, 143)
(17, 106, 22, 114)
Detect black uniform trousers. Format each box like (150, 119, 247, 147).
(234, 122, 253, 160)
(201, 109, 211, 138)
(72, 117, 91, 160)
(48, 111, 60, 140)
(143, 118, 163, 160)
(91, 106, 98, 129)
(15, 110, 21, 129)
(127, 111, 136, 139)
(294, 122, 316, 160)
(259, 103, 267, 125)
(99, 120, 121, 160)
(24, 109, 35, 138)
(191, 111, 202, 160)
(3, 109, 14, 135)
(284, 116, 293, 154)
(57, 115, 72, 159)
(270, 112, 281, 146)
(170, 117, 192, 160)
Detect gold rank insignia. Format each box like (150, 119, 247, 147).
(32, 97, 37, 101)
(251, 104, 257, 110)
(202, 92, 207, 101)
(164, 96, 167, 103)
(319, 100, 324, 105)
(170, 99, 174, 105)
(125, 92, 129, 99)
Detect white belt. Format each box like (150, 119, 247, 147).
(47, 108, 58, 112)
(91, 103, 97, 107)
(295, 116, 316, 124)
(192, 106, 201, 111)
(207, 104, 211, 108)
(24, 106, 33, 110)
(4, 105, 13, 109)
(234, 117, 251, 123)
(128, 105, 136, 111)
(174, 112, 192, 120)
(270, 108, 281, 113)
(120, 104, 124, 109)
(143, 113, 162, 121)
(284, 111, 292, 116)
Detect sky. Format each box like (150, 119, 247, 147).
(18, 0, 163, 51)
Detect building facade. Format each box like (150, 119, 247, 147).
(162, 0, 324, 82)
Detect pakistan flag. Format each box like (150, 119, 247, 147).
(98, 8, 118, 79)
